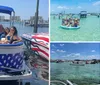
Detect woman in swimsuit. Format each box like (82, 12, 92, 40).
(4, 27, 10, 36)
(6, 26, 22, 44)
(73, 19, 79, 27)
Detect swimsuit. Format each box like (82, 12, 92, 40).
(10, 36, 18, 44)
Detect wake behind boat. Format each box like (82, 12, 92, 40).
(70, 60, 85, 66)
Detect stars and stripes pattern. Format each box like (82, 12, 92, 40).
(31, 33, 49, 61)
(0, 52, 23, 71)
(22, 33, 49, 60)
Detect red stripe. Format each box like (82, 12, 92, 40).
(32, 48, 49, 57)
(31, 42, 49, 50)
(32, 36, 49, 42)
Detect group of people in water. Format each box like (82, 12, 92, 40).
(0, 25, 22, 44)
(62, 17, 80, 27)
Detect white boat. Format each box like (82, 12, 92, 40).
(0, 42, 32, 85)
(0, 6, 33, 84)
(70, 63, 85, 66)
(60, 25, 80, 30)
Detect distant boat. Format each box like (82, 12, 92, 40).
(70, 63, 85, 66)
(0, 5, 32, 84)
(80, 11, 87, 18)
(70, 61, 85, 66)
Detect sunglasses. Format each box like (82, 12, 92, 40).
(10, 29, 15, 31)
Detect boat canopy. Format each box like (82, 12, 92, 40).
(0, 5, 15, 15)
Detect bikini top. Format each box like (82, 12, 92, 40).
(10, 36, 18, 44)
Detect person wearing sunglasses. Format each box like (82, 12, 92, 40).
(6, 26, 22, 44)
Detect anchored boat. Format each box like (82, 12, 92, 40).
(0, 5, 32, 85)
(0, 42, 32, 84)
(60, 25, 80, 30)
(70, 61, 85, 66)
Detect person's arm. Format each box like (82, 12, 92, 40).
(12, 36, 22, 44)
(18, 36, 22, 42)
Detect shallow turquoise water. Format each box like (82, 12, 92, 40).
(51, 62, 100, 85)
(50, 15, 100, 41)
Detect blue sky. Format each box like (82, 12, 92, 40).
(51, 0, 100, 14)
(51, 43, 100, 60)
(0, 0, 48, 20)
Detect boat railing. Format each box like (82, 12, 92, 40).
(22, 36, 41, 59)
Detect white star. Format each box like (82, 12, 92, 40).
(2, 56, 4, 59)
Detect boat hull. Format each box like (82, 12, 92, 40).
(0, 42, 24, 72)
(60, 25, 80, 30)
(70, 63, 84, 66)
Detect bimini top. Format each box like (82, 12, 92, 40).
(0, 5, 15, 15)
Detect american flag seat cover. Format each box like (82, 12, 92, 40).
(22, 33, 49, 61)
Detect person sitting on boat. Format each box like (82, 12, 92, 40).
(6, 26, 22, 44)
(62, 19, 65, 25)
(0, 27, 10, 44)
(73, 19, 79, 27)
(4, 27, 10, 36)
(65, 18, 70, 26)
(86, 61, 89, 64)
(66, 18, 73, 27)
(77, 61, 79, 64)
(0, 25, 5, 40)
(69, 18, 74, 27)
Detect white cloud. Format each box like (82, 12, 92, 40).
(60, 50, 66, 53)
(77, 6, 82, 9)
(66, 53, 80, 58)
(62, 56, 66, 58)
(88, 55, 96, 59)
(57, 6, 64, 9)
(74, 53, 80, 56)
(93, 1, 100, 6)
(57, 49, 60, 52)
(87, 55, 100, 59)
(52, 44, 56, 48)
(51, 51, 55, 53)
(60, 44, 64, 46)
(70, 7, 74, 9)
(56, 49, 66, 53)
(91, 50, 95, 52)
(57, 6, 69, 9)
(52, 44, 55, 46)
(52, 10, 54, 12)
(63, 6, 69, 9)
